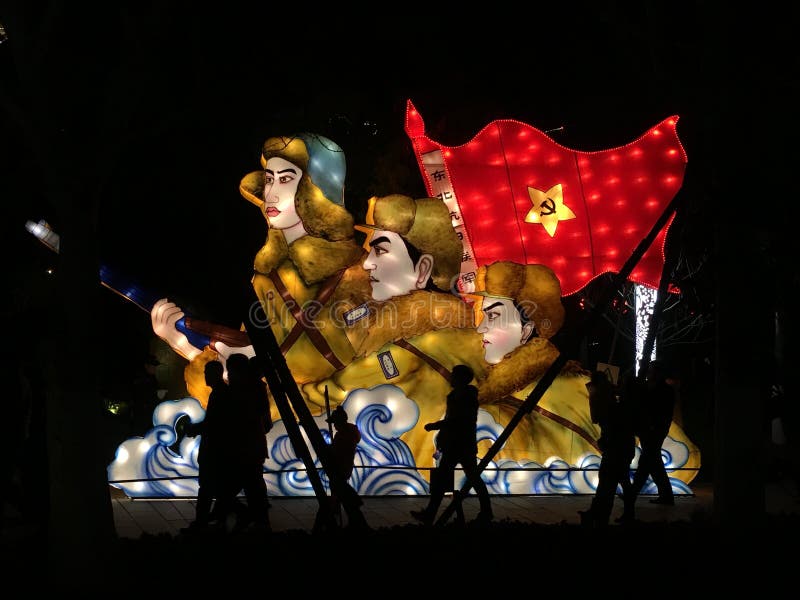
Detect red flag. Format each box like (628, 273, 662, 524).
(405, 100, 687, 296)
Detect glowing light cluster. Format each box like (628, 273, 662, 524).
(634, 283, 658, 374)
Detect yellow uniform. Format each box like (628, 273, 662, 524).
(301, 291, 483, 471)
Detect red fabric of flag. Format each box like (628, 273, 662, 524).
(405, 100, 687, 295)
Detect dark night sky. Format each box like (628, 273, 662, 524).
(4, 4, 792, 390)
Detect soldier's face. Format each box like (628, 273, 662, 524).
(263, 157, 303, 230)
(362, 230, 420, 301)
(476, 296, 526, 364)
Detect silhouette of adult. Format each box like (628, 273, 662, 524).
(411, 364, 492, 526)
(322, 405, 367, 529)
(628, 360, 676, 506)
(183, 360, 227, 530)
(579, 371, 636, 527)
(327, 406, 360, 482)
(216, 353, 271, 532)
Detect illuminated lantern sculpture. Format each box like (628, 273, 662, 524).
(404, 100, 700, 492)
(110, 112, 701, 499)
(151, 133, 371, 405)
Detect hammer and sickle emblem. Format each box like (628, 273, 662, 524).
(540, 197, 556, 216)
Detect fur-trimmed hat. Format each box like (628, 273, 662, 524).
(356, 194, 462, 290)
(474, 261, 565, 339)
(239, 134, 353, 241)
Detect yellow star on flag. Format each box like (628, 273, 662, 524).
(524, 184, 576, 237)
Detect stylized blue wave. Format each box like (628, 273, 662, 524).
(108, 391, 695, 498)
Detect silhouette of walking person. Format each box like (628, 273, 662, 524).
(215, 353, 271, 533)
(628, 360, 676, 507)
(411, 364, 493, 526)
(183, 359, 227, 531)
(318, 405, 368, 530)
(579, 370, 636, 527)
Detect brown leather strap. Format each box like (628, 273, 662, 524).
(395, 339, 452, 381)
(499, 395, 599, 452)
(314, 269, 347, 306)
(277, 269, 345, 352)
(268, 270, 346, 370)
(533, 403, 600, 452)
